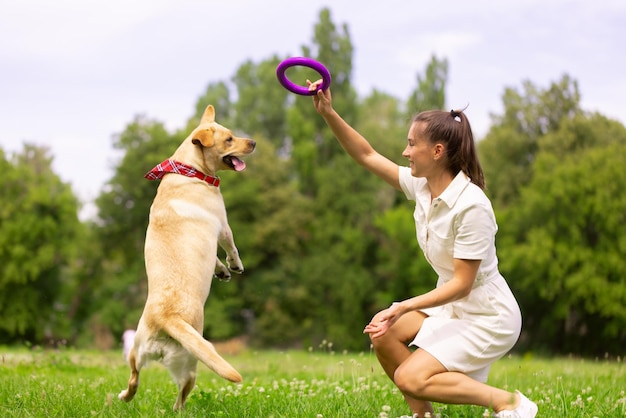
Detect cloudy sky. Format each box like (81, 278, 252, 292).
(1, 0, 624, 218)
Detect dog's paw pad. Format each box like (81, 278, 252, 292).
(226, 258, 244, 274)
(214, 271, 232, 282)
(229, 266, 244, 274)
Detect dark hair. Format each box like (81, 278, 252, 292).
(412, 108, 485, 190)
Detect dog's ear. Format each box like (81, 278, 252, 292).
(192, 127, 215, 147)
(200, 105, 216, 124)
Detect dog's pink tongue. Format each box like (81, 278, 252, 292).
(232, 157, 246, 172)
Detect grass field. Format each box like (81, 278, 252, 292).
(1, 344, 624, 417)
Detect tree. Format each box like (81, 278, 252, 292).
(479, 75, 582, 207)
(0, 144, 80, 342)
(373, 206, 438, 309)
(232, 56, 290, 143)
(406, 55, 449, 114)
(287, 7, 358, 196)
(478, 74, 626, 354)
(214, 135, 315, 343)
(498, 116, 626, 355)
(357, 89, 411, 159)
(90, 116, 181, 344)
(190, 81, 233, 129)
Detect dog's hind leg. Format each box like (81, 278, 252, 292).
(173, 374, 196, 411)
(118, 348, 142, 402)
(168, 356, 199, 411)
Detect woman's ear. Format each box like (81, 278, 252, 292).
(432, 143, 445, 160)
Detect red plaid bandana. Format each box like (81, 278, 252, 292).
(144, 159, 220, 187)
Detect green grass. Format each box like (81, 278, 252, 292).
(1, 345, 624, 417)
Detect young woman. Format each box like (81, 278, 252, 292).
(309, 80, 538, 418)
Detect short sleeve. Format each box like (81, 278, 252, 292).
(453, 203, 497, 260)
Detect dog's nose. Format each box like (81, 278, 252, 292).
(249, 140, 256, 150)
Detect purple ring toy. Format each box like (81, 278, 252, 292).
(276, 57, 331, 96)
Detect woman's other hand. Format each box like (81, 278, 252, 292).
(364, 302, 405, 339)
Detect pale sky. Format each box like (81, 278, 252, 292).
(1, 0, 624, 218)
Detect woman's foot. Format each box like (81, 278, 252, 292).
(493, 390, 538, 418)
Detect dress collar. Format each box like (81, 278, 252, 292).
(437, 171, 470, 207)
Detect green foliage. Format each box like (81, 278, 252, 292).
(500, 141, 626, 353)
(288, 8, 358, 196)
(310, 8, 356, 120)
(406, 54, 449, 114)
(92, 116, 181, 339)
(486, 81, 626, 354)
(357, 89, 410, 159)
(0, 145, 80, 341)
(215, 136, 315, 342)
(373, 206, 438, 307)
(232, 56, 289, 142)
(479, 74, 582, 207)
(190, 81, 233, 129)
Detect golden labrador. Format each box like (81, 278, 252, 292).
(118, 104, 255, 410)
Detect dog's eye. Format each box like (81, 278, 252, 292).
(226, 137, 233, 143)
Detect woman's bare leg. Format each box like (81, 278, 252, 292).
(369, 310, 434, 416)
(393, 349, 519, 413)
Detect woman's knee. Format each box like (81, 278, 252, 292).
(394, 362, 429, 396)
(369, 310, 426, 355)
(369, 327, 402, 351)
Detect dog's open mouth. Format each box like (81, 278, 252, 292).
(223, 155, 246, 172)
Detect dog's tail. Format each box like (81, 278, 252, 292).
(163, 318, 243, 383)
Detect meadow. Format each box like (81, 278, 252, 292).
(1, 343, 624, 417)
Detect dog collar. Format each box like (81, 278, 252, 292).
(144, 159, 220, 187)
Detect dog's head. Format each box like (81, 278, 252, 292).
(187, 105, 256, 173)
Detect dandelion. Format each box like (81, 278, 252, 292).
(571, 394, 584, 408)
(334, 386, 347, 395)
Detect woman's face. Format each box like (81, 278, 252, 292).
(402, 122, 437, 177)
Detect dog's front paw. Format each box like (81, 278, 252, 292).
(215, 258, 232, 281)
(227, 255, 244, 274)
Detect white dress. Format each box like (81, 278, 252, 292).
(398, 167, 522, 383)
